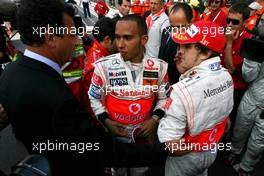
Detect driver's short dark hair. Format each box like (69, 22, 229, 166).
(17, 0, 75, 46)
(118, 14, 147, 36)
(93, 17, 116, 42)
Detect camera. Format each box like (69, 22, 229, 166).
(0, 155, 51, 176)
(240, 38, 264, 63)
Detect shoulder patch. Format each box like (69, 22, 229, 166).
(179, 75, 202, 87)
(94, 54, 117, 64)
(94, 54, 120, 68)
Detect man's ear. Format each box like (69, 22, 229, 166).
(201, 50, 213, 61)
(102, 35, 113, 50)
(103, 35, 111, 44)
(44, 33, 56, 48)
(141, 34, 148, 46)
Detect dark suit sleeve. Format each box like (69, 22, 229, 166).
(51, 97, 167, 167)
(158, 27, 169, 60)
(0, 29, 6, 54)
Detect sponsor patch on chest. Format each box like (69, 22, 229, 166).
(109, 78, 129, 86)
(143, 71, 158, 78)
(108, 71, 127, 77)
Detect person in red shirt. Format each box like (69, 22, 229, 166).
(245, 2, 263, 34)
(221, 2, 252, 141)
(83, 17, 117, 99)
(141, 0, 150, 16)
(62, 38, 87, 102)
(131, 0, 142, 15)
(94, 0, 110, 19)
(256, 0, 264, 16)
(202, 0, 227, 27)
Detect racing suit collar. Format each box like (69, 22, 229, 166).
(119, 53, 147, 64)
(180, 56, 221, 80)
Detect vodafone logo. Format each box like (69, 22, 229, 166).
(112, 59, 120, 66)
(147, 59, 154, 67)
(129, 103, 141, 115)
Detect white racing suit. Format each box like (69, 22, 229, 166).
(158, 57, 234, 176)
(231, 58, 264, 172)
(88, 53, 169, 176)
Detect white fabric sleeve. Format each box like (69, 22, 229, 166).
(242, 58, 261, 83)
(88, 64, 107, 116)
(158, 88, 187, 143)
(154, 62, 169, 111)
(160, 18, 170, 35)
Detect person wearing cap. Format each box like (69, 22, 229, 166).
(221, 2, 252, 139)
(256, 13, 264, 40)
(256, 0, 264, 16)
(225, 38, 264, 176)
(245, 1, 263, 33)
(158, 20, 234, 176)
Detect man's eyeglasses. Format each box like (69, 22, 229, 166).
(211, 0, 221, 4)
(226, 18, 240, 25)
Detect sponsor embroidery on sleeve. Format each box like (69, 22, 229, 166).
(163, 97, 173, 110)
(92, 73, 103, 87)
(89, 85, 102, 99)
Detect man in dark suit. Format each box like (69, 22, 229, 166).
(0, 0, 186, 175)
(112, 0, 131, 22)
(158, 3, 193, 84)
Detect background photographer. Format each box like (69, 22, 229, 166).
(256, 13, 264, 41)
(225, 38, 264, 176)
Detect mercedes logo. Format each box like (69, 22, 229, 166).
(112, 59, 120, 66)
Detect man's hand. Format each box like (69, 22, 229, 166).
(226, 28, 239, 44)
(104, 119, 128, 137)
(224, 117, 231, 133)
(136, 117, 158, 138)
(165, 139, 192, 156)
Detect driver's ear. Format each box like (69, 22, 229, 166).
(201, 50, 213, 61)
(141, 34, 148, 45)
